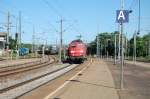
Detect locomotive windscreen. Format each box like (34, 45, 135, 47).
(71, 42, 76, 47)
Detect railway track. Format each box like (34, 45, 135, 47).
(0, 56, 57, 75)
(0, 58, 91, 99)
(0, 64, 79, 99)
(0, 64, 71, 92)
(0, 59, 53, 77)
(0, 56, 57, 89)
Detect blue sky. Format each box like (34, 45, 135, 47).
(0, 0, 150, 44)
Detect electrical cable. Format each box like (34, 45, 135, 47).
(128, 0, 138, 10)
(42, 0, 62, 18)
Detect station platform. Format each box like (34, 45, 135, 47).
(45, 59, 119, 99)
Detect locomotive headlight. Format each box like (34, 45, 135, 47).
(70, 51, 75, 53)
(80, 50, 83, 53)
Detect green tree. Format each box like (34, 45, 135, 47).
(142, 34, 149, 56)
(129, 34, 149, 57)
(88, 32, 118, 56)
(9, 36, 17, 50)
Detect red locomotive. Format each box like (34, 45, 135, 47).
(67, 39, 87, 63)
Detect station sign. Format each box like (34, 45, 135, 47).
(116, 10, 129, 23)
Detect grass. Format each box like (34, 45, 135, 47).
(125, 56, 150, 62)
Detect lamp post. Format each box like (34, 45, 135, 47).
(120, 0, 124, 90)
(133, 31, 137, 64)
(116, 0, 132, 90)
(97, 35, 100, 58)
(138, 0, 140, 35)
(118, 25, 121, 61)
(133, 0, 140, 64)
(106, 39, 110, 60)
(114, 34, 117, 64)
(114, 31, 120, 64)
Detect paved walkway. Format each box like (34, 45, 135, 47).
(45, 59, 119, 99)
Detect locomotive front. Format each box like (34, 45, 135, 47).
(68, 40, 87, 63)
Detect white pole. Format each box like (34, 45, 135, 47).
(59, 19, 63, 63)
(114, 34, 117, 64)
(118, 24, 121, 61)
(133, 31, 136, 64)
(149, 32, 150, 57)
(120, 0, 124, 90)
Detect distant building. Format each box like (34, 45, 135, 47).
(0, 32, 7, 55)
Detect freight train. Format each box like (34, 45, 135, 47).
(37, 45, 58, 55)
(19, 48, 29, 56)
(67, 39, 87, 63)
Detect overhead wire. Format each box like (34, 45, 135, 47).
(41, 0, 81, 32)
(42, 0, 62, 18)
(128, 0, 138, 10)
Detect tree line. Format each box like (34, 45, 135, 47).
(8, 36, 32, 50)
(87, 32, 150, 60)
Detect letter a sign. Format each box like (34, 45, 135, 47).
(116, 10, 129, 23)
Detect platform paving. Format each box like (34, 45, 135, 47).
(46, 58, 119, 99)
